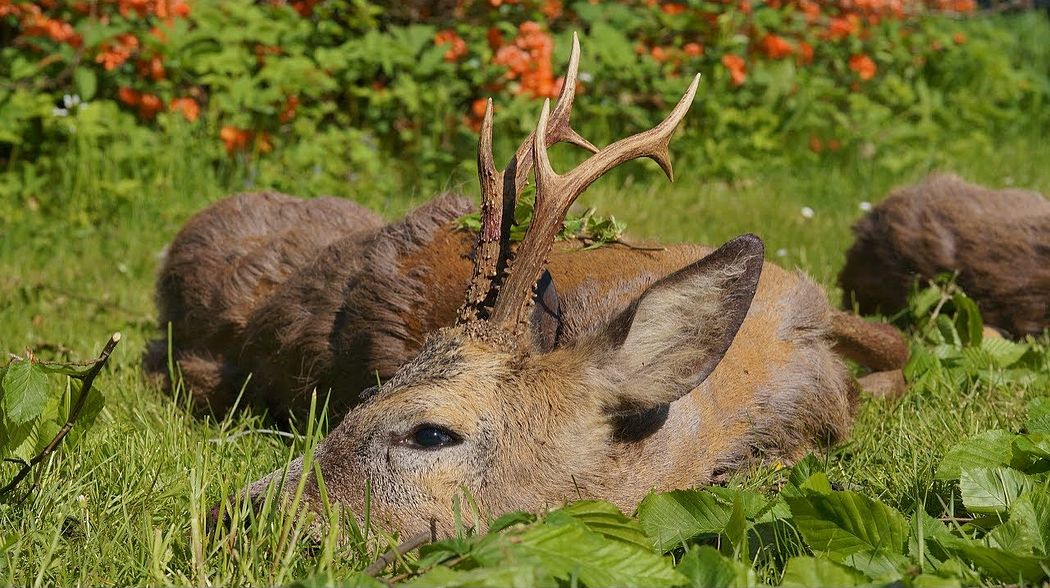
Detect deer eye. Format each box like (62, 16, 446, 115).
(408, 425, 460, 450)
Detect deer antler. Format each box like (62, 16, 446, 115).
(458, 33, 598, 324)
(487, 73, 702, 333)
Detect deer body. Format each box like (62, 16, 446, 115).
(149, 192, 863, 428)
(840, 173, 1050, 336)
(150, 38, 906, 537)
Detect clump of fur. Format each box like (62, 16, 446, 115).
(839, 173, 1050, 337)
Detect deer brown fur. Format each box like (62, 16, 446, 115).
(839, 173, 1050, 337)
(148, 39, 909, 537)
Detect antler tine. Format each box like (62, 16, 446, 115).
(489, 73, 701, 331)
(458, 32, 598, 324)
(457, 100, 500, 323)
(508, 32, 598, 191)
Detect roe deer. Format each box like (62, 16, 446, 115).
(158, 38, 912, 537)
(840, 173, 1050, 337)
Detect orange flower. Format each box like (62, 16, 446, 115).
(220, 126, 252, 154)
(650, 46, 668, 62)
(683, 42, 703, 57)
(953, 32, 966, 45)
(137, 55, 165, 81)
(798, 41, 814, 64)
(808, 135, 823, 153)
(96, 33, 140, 70)
(487, 27, 504, 51)
(117, 86, 140, 106)
(721, 54, 747, 87)
(540, 0, 563, 18)
(828, 138, 842, 151)
(759, 35, 793, 59)
(848, 54, 877, 80)
(434, 29, 467, 62)
(138, 93, 163, 119)
(661, 2, 686, 14)
(279, 95, 299, 123)
(492, 22, 556, 98)
(169, 97, 200, 122)
(826, 17, 857, 40)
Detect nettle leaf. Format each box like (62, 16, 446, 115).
(1014, 434, 1050, 465)
(786, 486, 908, 563)
(989, 490, 1050, 556)
(470, 516, 682, 588)
(2, 359, 51, 424)
(780, 556, 869, 587)
(403, 565, 557, 588)
(557, 500, 651, 551)
(1027, 397, 1050, 434)
(979, 336, 1030, 368)
(935, 430, 1016, 481)
(938, 534, 1048, 584)
(675, 546, 755, 588)
(958, 467, 1032, 514)
(637, 490, 732, 551)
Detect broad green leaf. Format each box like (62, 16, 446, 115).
(958, 467, 1031, 514)
(1014, 433, 1050, 462)
(952, 292, 982, 347)
(558, 500, 652, 551)
(979, 336, 1029, 367)
(487, 510, 534, 533)
(404, 565, 556, 588)
(637, 490, 731, 551)
(2, 360, 50, 424)
(724, 495, 749, 556)
(938, 534, 1048, 583)
(935, 430, 1015, 481)
(842, 547, 908, 581)
(474, 516, 683, 588)
(786, 490, 908, 562)
(780, 556, 869, 587)
(73, 68, 98, 101)
(676, 546, 755, 588)
(1027, 397, 1050, 434)
(993, 490, 1050, 555)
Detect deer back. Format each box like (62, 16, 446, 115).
(840, 173, 1050, 336)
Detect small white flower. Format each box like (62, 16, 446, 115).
(63, 94, 81, 108)
(52, 107, 69, 117)
(859, 201, 873, 212)
(579, 71, 593, 83)
(800, 206, 815, 219)
(1004, 176, 1014, 186)
(77, 494, 88, 508)
(776, 248, 788, 257)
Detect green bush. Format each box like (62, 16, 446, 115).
(1, 1, 1048, 220)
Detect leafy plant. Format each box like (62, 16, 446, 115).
(0, 333, 120, 495)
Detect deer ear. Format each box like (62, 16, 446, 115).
(598, 234, 764, 413)
(530, 270, 561, 352)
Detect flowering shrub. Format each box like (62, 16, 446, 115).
(1, 0, 1048, 213)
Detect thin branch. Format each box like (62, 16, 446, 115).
(364, 521, 437, 576)
(0, 332, 121, 496)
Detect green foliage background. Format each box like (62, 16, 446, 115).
(1, 1, 1049, 586)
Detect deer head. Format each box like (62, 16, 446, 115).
(230, 36, 765, 538)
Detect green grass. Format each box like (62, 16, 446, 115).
(1, 127, 1049, 585)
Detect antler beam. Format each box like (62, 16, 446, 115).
(458, 33, 598, 324)
(488, 73, 702, 332)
